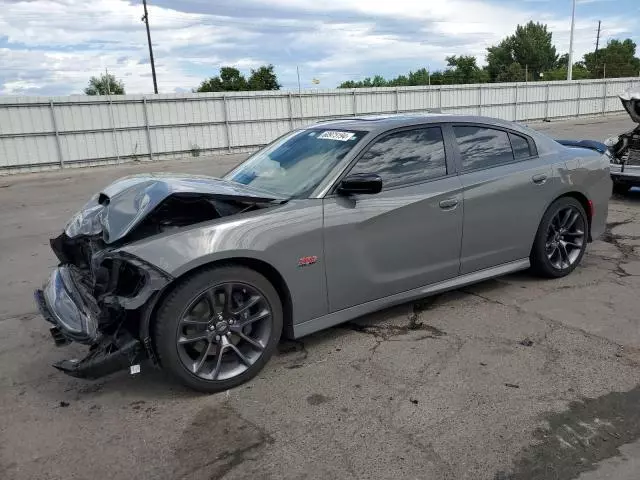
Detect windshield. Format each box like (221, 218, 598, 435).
(223, 128, 366, 197)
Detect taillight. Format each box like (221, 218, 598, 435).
(587, 199, 594, 219)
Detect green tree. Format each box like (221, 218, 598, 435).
(198, 65, 282, 92)
(84, 73, 125, 95)
(247, 64, 281, 90)
(218, 67, 248, 91)
(496, 62, 525, 82)
(445, 55, 488, 84)
(555, 53, 569, 69)
(486, 22, 557, 81)
(486, 38, 516, 81)
(543, 65, 591, 81)
(584, 39, 640, 78)
(407, 68, 431, 86)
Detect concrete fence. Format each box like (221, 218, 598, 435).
(1, 77, 639, 174)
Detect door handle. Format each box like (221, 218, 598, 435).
(439, 198, 459, 210)
(532, 174, 547, 185)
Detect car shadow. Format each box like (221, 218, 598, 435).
(613, 186, 640, 202)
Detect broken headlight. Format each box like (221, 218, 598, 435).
(65, 196, 106, 238)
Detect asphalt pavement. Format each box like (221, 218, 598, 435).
(1, 113, 639, 480)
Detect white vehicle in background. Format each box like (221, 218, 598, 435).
(607, 87, 640, 194)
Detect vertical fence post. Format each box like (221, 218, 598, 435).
(514, 84, 518, 121)
(142, 97, 153, 161)
(352, 90, 357, 116)
(601, 80, 607, 116)
(49, 99, 64, 168)
(107, 96, 120, 163)
(287, 92, 294, 129)
(544, 83, 550, 120)
(298, 92, 304, 124)
(222, 95, 232, 152)
(576, 82, 582, 117)
(395, 88, 400, 113)
(439, 87, 443, 111)
(478, 85, 482, 116)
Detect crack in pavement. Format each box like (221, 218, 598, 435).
(601, 220, 640, 278)
(458, 289, 640, 369)
(460, 289, 619, 349)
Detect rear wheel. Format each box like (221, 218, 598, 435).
(154, 266, 282, 393)
(530, 197, 588, 278)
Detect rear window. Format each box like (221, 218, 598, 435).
(509, 133, 532, 159)
(454, 126, 514, 171)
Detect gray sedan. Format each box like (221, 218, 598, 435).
(35, 114, 611, 392)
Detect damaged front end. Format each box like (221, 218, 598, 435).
(608, 87, 640, 188)
(35, 174, 281, 379)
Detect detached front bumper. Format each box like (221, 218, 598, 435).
(35, 266, 100, 345)
(610, 164, 640, 187)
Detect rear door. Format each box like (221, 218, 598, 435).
(450, 123, 557, 274)
(323, 125, 463, 312)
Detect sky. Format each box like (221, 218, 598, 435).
(0, 0, 638, 96)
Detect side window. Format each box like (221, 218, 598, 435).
(349, 127, 447, 188)
(509, 132, 532, 160)
(454, 126, 514, 172)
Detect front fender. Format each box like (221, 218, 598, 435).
(119, 199, 328, 325)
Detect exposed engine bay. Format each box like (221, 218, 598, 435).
(606, 87, 640, 191)
(607, 126, 640, 169)
(35, 174, 280, 379)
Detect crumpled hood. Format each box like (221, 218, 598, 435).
(65, 173, 283, 244)
(620, 87, 640, 124)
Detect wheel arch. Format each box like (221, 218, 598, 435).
(140, 257, 294, 358)
(529, 190, 593, 257)
(541, 190, 592, 236)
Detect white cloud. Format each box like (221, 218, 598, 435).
(0, 0, 637, 95)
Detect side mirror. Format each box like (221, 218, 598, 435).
(337, 173, 382, 195)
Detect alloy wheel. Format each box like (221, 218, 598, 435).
(545, 206, 586, 270)
(176, 282, 272, 381)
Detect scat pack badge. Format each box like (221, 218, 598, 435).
(298, 255, 318, 267)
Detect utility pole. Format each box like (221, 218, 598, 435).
(595, 20, 601, 64)
(568, 0, 576, 81)
(141, 0, 158, 94)
(525, 65, 528, 82)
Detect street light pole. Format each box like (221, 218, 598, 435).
(142, 0, 158, 94)
(567, 0, 576, 81)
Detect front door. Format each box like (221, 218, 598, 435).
(323, 125, 463, 312)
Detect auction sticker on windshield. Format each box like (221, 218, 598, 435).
(318, 131, 356, 141)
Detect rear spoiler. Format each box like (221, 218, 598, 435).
(556, 139, 608, 154)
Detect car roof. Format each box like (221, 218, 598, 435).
(310, 113, 519, 134)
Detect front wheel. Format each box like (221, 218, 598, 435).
(530, 197, 588, 278)
(154, 266, 283, 393)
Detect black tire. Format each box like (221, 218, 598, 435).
(530, 197, 588, 278)
(154, 265, 283, 393)
(612, 182, 630, 195)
